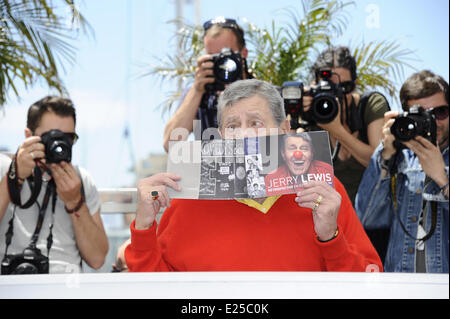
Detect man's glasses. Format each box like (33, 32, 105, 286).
(431, 105, 449, 120)
(203, 17, 239, 31)
(66, 132, 79, 145)
(338, 81, 356, 94)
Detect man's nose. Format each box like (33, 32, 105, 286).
(294, 150, 303, 159)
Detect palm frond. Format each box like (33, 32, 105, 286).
(0, 0, 91, 107)
(352, 39, 419, 97)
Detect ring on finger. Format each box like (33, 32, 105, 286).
(313, 194, 323, 211)
(30, 152, 35, 159)
(151, 190, 159, 201)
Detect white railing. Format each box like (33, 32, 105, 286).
(0, 272, 448, 299)
(99, 188, 137, 214)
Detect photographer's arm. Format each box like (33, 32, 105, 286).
(320, 115, 383, 167)
(69, 208, 109, 270)
(51, 162, 108, 270)
(163, 55, 215, 152)
(0, 175, 9, 222)
(163, 87, 204, 152)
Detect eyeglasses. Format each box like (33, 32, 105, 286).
(66, 132, 79, 144)
(203, 17, 239, 31)
(203, 17, 245, 43)
(431, 105, 449, 120)
(338, 81, 356, 94)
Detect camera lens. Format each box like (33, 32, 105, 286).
(12, 262, 39, 274)
(391, 117, 417, 142)
(215, 56, 240, 83)
(49, 140, 71, 163)
(311, 93, 339, 124)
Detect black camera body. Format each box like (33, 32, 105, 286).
(40, 129, 73, 163)
(281, 70, 342, 129)
(390, 105, 437, 149)
(1, 247, 49, 275)
(206, 47, 243, 92)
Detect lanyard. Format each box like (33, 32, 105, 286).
(390, 173, 437, 242)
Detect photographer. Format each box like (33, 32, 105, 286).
(0, 96, 108, 274)
(303, 46, 390, 203)
(162, 17, 250, 152)
(355, 70, 449, 273)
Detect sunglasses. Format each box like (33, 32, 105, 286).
(203, 17, 245, 43)
(431, 105, 449, 120)
(203, 17, 239, 31)
(66, 132, 79, 144)
(338, 81, 356, 94)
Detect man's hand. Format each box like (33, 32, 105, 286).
(295, 181, 341, 241)
(16, 136, 45, 180)
(403, 136, 448, 187)
(193, 55, 215, 94)
(50, 162, 83, 209)
(135, 173, 182, 230)
(316, 101, 345, 135)
(381, 111, 399, 159)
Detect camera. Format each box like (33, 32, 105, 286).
(281, 70, 342, 128)
(390, 105, 437, 148)
(40, 129, 73, 163)
(1, 247, 49, 275)
(206, 47, 243, 92)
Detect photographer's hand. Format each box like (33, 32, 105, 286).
(50, 162, 83, 208)
(135, 173, 182, 230)
(403, 136, 448, 188)
(16, 136, 45, 180)
(381, 111, 399, 160)
(193, 55, 215, 94)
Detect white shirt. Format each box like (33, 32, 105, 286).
(0, 153, 101, 273)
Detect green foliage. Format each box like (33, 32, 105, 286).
(0, 0, 91, 108)
(144, 0, 417, 113)
(246, 0, 354, 85)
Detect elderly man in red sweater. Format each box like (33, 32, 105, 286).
(125, 79, 382, 272)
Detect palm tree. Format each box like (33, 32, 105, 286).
(145, 0, 417, 113)
(0, 0, 91, 109)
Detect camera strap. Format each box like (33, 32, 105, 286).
(29, 179, 56, 252)
(3, 179, 57, 260)
(390, 173, 437, 242)
(7, 151, 42, 209)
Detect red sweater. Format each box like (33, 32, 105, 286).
(125, 178, 382, 272)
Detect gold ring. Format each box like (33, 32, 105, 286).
(313, 194, 323, 211)
(151, 190, 159, 200)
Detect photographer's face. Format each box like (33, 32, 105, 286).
(281, 136, 313, 176)
(219, 95, 289, 139)
(204, 29, 248, 57)
(25, 111, 76, 141)
(408, 92, 449, 148)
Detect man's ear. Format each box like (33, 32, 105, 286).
(279, 119, 291, 135)
(24, 128, 33, 138)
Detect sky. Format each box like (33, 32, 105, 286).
(0, 0, 449, 189)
